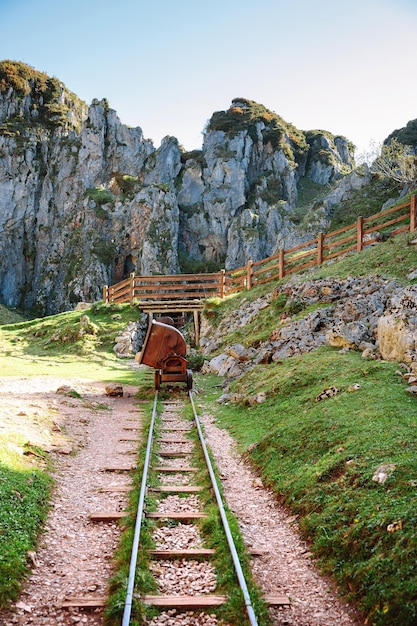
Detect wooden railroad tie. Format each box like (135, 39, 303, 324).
(59, 597, 106, 608)
(101, 464, 136, 472)
(158, 451, 191, 457)
(154, 466, 198, 472)
(118, 436, 141, 442)
(146, 512, 208, 520)
(151, 485, 202, 493)
(150, 548, 216, 558)
(142, 595, 226, 608)
(59, 593, 291, 609)
(157, 437, 190, 444)
(142, 594, 291, 608)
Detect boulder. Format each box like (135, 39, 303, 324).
(377, 315, 415, 362)
(327, 321, 371, 349)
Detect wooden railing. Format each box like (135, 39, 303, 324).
(224, 194, 417, 294)
(103, 194, 416, 304)
(103, 271, 224, 305)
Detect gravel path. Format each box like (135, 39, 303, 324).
(198, 409, 362, 626)
(0, 375, 363, 625)
(0, 376, 141, 626)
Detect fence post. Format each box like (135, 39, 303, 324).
(129, 273, 135, 305)
(102, 285, 108, 303)
(219, 269, 225, 298)
(246, 260, 253, 290)
(317, 232, 324, 266)
(108, 285, 114, 304)
(410, 195, 417, 232)
(357, 216, 364, 252)
(279, 249, 285, 280)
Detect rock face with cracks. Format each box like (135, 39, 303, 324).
(0, 63, 360, 315)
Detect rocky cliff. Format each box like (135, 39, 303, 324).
(0, 61, 358, 314)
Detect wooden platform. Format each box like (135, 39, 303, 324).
(139, 300, 203, 345)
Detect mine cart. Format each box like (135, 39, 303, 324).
(138, 320, 193, 391)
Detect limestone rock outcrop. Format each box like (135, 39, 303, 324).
(377, 285, 417, 364)
(0, 63, 357, 314)
(203, 276, 410, 380)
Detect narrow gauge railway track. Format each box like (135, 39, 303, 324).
(121, 388, 280, 626)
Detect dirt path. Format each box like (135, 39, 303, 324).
(0, 375, 362, 625)
(0, 375, 142, 626)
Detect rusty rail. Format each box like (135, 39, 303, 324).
(103, 194, 417, 303)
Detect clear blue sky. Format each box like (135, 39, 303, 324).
(1, 0, 417, 156)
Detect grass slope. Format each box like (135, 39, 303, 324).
(197, 232, 417, 626)
(199, 350, 417, 625)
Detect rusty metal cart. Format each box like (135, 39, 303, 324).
(137, 320, 193, 391)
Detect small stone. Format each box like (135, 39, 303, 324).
(372, 463, 396, 484)
(104, 383, 123, 397)
(347, 383, 361, 392)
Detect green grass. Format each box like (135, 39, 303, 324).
(0, 464, 52, 606)
(0, 301, 142, 382)
(197, 347, 417, 626)
(194, 232, 417, 624)
(0, 304, 27, 326)
(307, 230, 417, 283)
(0, 301, 145, 608)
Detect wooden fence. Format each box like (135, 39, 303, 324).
(223, 194, 417, 294)
(103, 194, 417, 304)
(103, 271, 224, 305)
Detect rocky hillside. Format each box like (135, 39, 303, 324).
(0, 60, 398, 315)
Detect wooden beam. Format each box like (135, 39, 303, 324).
(151, 486, 203, 493)
(194, 309, 200, 345)
(158, 451, 191, 457)
(101, 465, 135, 472)
(156, 437, 190, 444)
(264, 593, 291, 606)
(149, 548, 215, 558)
(146, 512, 208, 520)
(154, 466, 198, 472)
(90, 511, 127, 521)
(142, 595, 227, 608)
